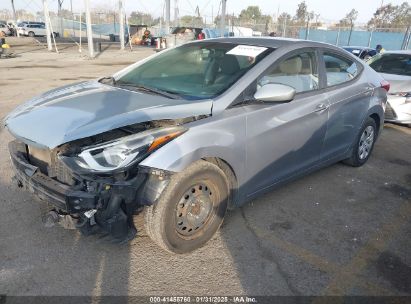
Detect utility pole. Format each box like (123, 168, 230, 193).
(84, 0, 94, 57)
(220, 0, 227, 37)
(165, 0, 170, 34)
(43, 0, 52, 50)
(10, 0, 19, 37)
(119, 0, 125, 50)
(347, 19, 354, 46)
(174, 0, 179, 26)
(58, 0, 64, 37)
(70, 0, 75, 36)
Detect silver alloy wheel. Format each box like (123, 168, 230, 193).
(175, 183, 214, 237)
(358, 126, 374, 160)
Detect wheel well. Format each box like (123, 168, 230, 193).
(370, 113, 380, 135)
(202, 157, 238, 209)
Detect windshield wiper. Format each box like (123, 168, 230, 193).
(115, 82, 180, 99)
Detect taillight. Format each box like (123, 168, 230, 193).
(381, 80, 390, 92)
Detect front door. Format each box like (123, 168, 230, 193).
(244, 49, 329, 197)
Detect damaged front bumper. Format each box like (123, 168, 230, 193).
(9, 140, 170, 242)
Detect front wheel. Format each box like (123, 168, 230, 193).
(144, 160, 229, 253)
(28, 31, 35, 37)
(343, 117, 377, 167)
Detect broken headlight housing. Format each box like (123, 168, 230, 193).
(60, 126, 186, 173)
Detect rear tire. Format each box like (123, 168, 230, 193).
(144, 160, 229, 254)
(343, 117, 377, 167)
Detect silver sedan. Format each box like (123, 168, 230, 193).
(5, 38, 388, 253)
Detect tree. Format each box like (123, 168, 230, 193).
(0, 9, 12, 21)
(312, 14, 322, 27)
(278, 12, 292, 24)
(58, 9, 73, 19)
(367, 2, 411, 29)
(260, 14, 273, 25)
(294, 1, 308, 25)
(128, 11, 154, 25)
(179, 15, 203, 27)
(214, 14, 238, 26)
(338, 9, 358, 28)
(339, 9, 358, 45)
(239, 6, 262, 22)
(15, 9, 36, 21)
(276, 12, 292, 36)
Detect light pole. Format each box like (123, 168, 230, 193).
(165, 0, 170, 34)
(119, 0, 125, 50)
(84, 0, 94, 57)
(43, 0, 52, 50)
(10, 0, 19, 37)
(220, 0, 227, 37)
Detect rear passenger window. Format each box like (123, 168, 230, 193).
(259, 51, 319, 93)
(324, 53, 358, 86)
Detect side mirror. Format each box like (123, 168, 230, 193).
(254, 83, 296, 103)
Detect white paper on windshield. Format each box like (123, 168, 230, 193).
(227, 45, 267, 57)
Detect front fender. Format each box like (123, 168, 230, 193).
(139, 109, 247, 190)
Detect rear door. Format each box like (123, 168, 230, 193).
(319, 50, 371, 160)
(24, 24, 31, 35)
(244, 48, 330, 197)
(35, 25, 46, 36)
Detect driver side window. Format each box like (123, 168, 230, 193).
(259, 51, 319, 93)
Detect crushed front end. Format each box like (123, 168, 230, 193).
(7, 123, 184, 242)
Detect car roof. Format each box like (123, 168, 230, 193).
(343, 46, 373, 50)
(203, 37, 331, 49)
(381, 50, 411, 55)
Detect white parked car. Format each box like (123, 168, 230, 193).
(0, 23, 11, 36)
(23, 23, 47, 37)
(368, 51, 411, 126)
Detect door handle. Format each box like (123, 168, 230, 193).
(314, 103, 329, 112)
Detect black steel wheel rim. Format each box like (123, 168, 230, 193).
(175, 183, 215, 237)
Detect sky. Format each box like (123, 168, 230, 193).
(1, 0, 408, 23)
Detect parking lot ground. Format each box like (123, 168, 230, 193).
(0, 41, 410, 296)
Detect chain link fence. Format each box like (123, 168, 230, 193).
(226, 21, 411, 50)
(36, 15, 411, 51)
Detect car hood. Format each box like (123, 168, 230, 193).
(4, 81, 212, 149)
(380, 73, 411, 93)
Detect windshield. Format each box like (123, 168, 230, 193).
(368, 53, 411, 76)
(116, 42, 273, 100)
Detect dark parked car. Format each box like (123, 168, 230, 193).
(343, 46, 377, 60)
(5, 38, 388, 253)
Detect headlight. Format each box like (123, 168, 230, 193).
(60, 126, 186, 173)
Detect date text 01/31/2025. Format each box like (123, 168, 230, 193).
(149, 296, 257, 303)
